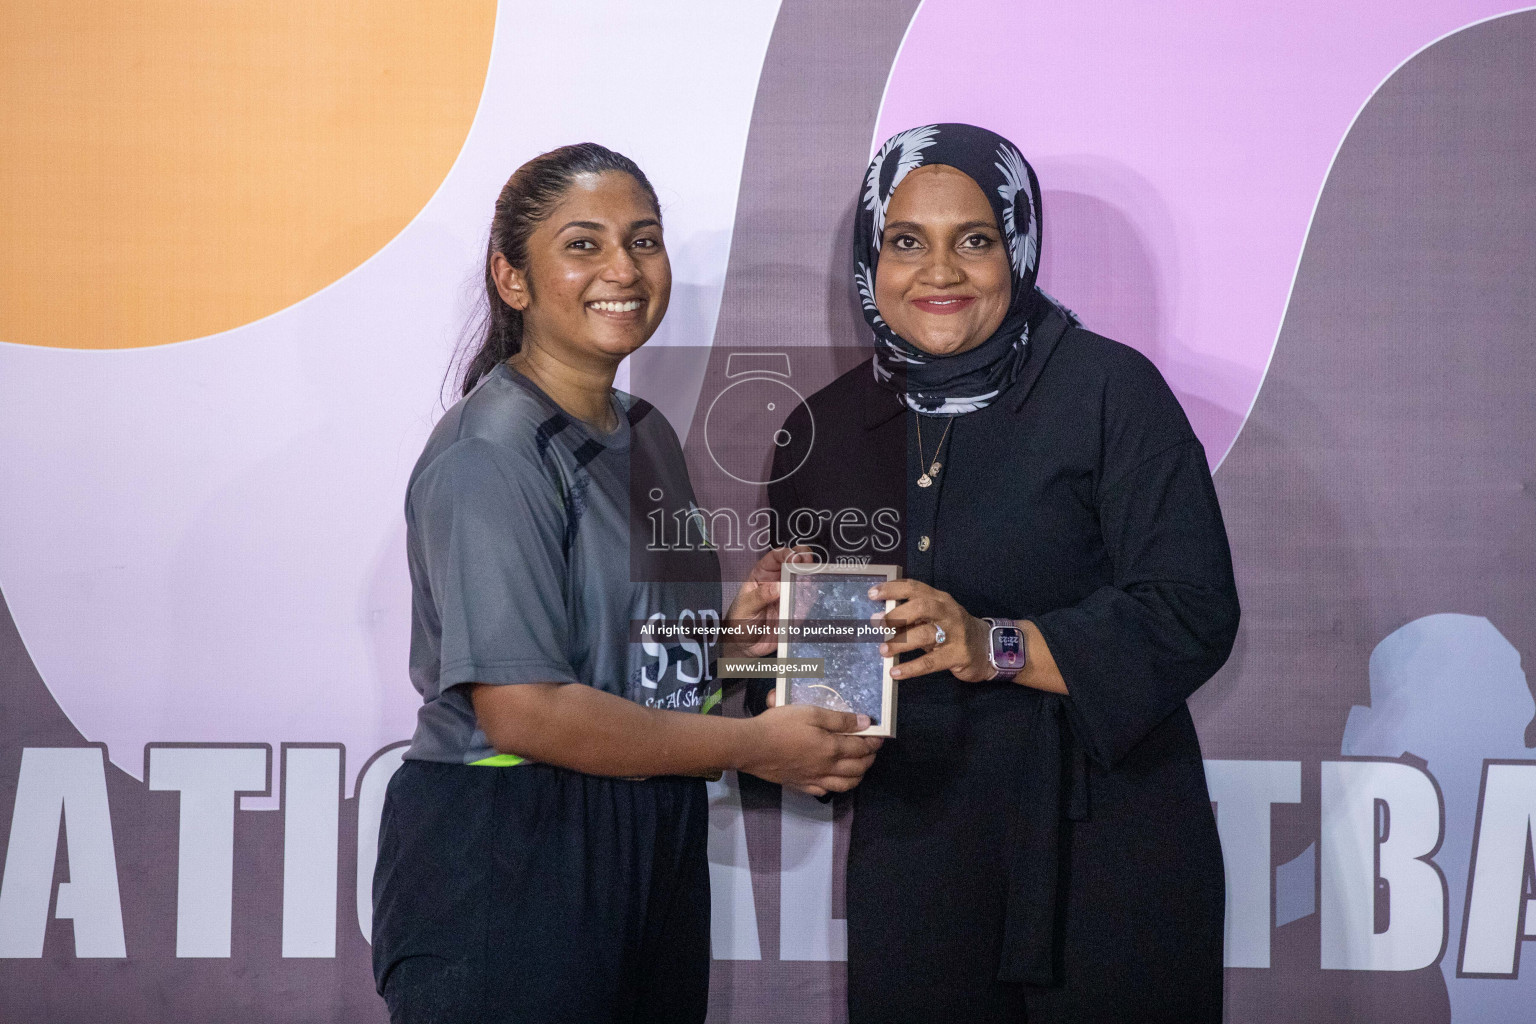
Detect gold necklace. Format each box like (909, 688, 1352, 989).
(915, 413, 955, 488)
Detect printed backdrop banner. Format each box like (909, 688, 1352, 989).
(1, 2, 1534, 1021)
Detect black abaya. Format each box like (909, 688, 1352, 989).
(766, 306, 1239, 1022)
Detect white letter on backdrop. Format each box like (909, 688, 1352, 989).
(1459, 761, 1536, 976)
(355, 744, 406, 943)
(1320, 760, 1445, 970)
(282, 745, 342, 958)
(0, 747, 126, 957)
(707, 771, 761, 960)
(148, 745, 269, 958)
(779, 788, 845, 960)
(1207, 759, 1302, 968)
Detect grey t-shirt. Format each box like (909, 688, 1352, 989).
(403, 363, 723, 764)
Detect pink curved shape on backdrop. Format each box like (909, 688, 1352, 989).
(876, 0, 1526, 467)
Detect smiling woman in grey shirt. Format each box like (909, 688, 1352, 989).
(401, 361, 721, 764)
(370, 143, 882, 1024)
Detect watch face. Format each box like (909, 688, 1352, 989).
(992, 627, 1026, 670)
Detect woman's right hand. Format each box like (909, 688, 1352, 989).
(738, 705, 882, 797)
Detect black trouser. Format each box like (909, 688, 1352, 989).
(372, 760, 710, 1024)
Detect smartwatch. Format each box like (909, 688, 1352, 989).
(984, 617, 1026, 681)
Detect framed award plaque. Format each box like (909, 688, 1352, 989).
(774, 561, 900, 738)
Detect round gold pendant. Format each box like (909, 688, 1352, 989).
(917, 474, 932, 488)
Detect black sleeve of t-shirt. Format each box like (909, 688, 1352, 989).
(1028, 343, 1241, 769)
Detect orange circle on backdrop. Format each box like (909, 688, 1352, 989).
(0, 1, 496, 349)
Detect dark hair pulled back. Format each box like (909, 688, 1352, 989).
(457, 142, 661, 396)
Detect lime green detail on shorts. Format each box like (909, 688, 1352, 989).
(469, 753, 527, 767)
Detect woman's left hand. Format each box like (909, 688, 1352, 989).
(869, 579, 995, 683)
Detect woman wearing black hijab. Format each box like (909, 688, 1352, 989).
(765, 123, 1239, 1022)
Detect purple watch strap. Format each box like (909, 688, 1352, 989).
(986, 617, 1026, 681)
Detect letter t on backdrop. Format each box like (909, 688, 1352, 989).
(1207, 759, 1302, 968)
(147, 745, 269, 958)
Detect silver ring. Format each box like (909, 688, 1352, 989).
(933, 624, 947, 646)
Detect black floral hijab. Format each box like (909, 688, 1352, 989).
(856, 123, 1070, 415)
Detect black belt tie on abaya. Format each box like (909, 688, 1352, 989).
(999, 693, 1091, 986)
